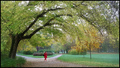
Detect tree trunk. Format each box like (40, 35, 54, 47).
(66, 50, 68, 54)
(90, 44, 92, 59)
(9, 35, 21, 59)
(36, 46, 39, 52)
(98, 48, 100, 53)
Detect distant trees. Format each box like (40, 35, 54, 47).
(62, 42, 75, 54)
(99, 36, 119, 53)
(70, 23, 103, 58)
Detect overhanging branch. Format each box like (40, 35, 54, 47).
(22, 14, 72, 39)
(21, 8, 65, 36)
(80, 14, 103, 36)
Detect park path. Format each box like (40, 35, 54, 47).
(16, 54, 88, 67)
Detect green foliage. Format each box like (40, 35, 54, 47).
(17, 40, 37, 52)
(1, 53, 9, 59)
(16, 57, 26, 67)
(68, 49, 78, 55)
(79, 51, 87, 55)
(17, 50, 24, 54)
(51, 42, 63, 53)
(1, 58, 17, 67)
(23, 51, 34, 55)
(38, 49, 54, 53)
(100, 36, 119, 53)
(1, 32, 12, 55)
(68, 49, 87, 55)
(62, 42, 74, 53)
(1, 55, 26, 67)
(1, 1, 119, 59)
(29, 33, 54, 47)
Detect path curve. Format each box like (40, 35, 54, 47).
(16, 54, 88, 67)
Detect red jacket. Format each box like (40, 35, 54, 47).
(44, 52, 47, 58)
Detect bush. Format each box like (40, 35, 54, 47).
(1, 56, 26, 67)
(79, 51, 87, 55)
(33, 50, 54, 56)
(38, 50, 44, 53)
(16, 57, 26, 67)
(1, 58, 16, 67)
(38, 49, 54, 53)
(46, 51, 54, 55)
(68, 49, 87, 55)
(68, 49, 79, 55)
(23, 51, 34, 55)
(1, 52, 9, 59)
(17, 50, 24, 54)
(33, 53, 44, 56)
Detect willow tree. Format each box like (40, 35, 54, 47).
(1, 1, 81, 59)
(1, 1, 119, 59)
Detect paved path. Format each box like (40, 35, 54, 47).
(16, 54, 88, 67)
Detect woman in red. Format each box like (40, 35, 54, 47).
(44, 51, 47, 61)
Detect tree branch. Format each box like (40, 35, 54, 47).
(22, 18, 54, 39)
(22, 14, 72, 39)
(56, 14, 72, 17)
(79, 14, 103, 36)
(21, 8, 65, 36)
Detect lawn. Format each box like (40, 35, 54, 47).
(17, 53, 58, 58)
(57, 53, 119, 67)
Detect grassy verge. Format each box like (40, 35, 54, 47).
(17, 53, 58, 58)
(57, 54, 119, 67)
(1, 56, 26, 67)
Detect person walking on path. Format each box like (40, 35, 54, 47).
(44, 51, 47, 61)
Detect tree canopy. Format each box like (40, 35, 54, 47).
(1, 1, 119, 58)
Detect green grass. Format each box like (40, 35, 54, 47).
(1, 56, 26, 67)
(57, 54, 119, 67)
(17, 53, 58, 58)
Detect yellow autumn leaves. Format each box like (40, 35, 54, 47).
(71, 21, 104, 52)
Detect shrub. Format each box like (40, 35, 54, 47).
(79, 49, 87, 55)
(46, 51, 54, 55)
(68, 49, 79, 55)
(38, 50, 44, 53)
(1, 52, 9, 59)
(23, 51, 34, 55)
(16, 57, 26, 67)
(1, 58, 16, 67)
(1, 56, 26, 67)
(79, 51, 87, 55)
(38, 49, 53, 53)
(38, 49, 54, 54)
(68, 49, 87, 55)
(33, 50, 54, 56)
(17, 50, 24, 54)
(33, 53, 44, 56)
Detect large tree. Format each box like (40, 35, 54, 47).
(1, 1, 119, 59)
(1, 1, 79, 59)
